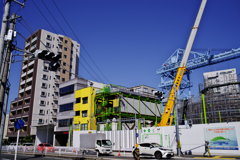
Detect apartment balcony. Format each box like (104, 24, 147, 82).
(11, 105, 23, 112)
(20, 80, 26, 86)
(53, 96, 58, 100)
(24, 95, 31, 100)
(22, 64, 28, 70)
(52, 104, 58, 110)
(8, 122, 15, 127)
(25, 42, 30, 48)
(9, 116, 15, 120)
(30, 44, 37, 51)
(21, 72, 27, 78)
(22, 112, 29, 117)
(27, 68, 34, 74)
(26, 77, 33, 83)
(22, 104, 30, 110)
(28, 60, 34, 66)
(32, 36, 37, 43)
(54, 78, 59, 83)
(25, 86, 32, 91)
(52, 114, 57, 119)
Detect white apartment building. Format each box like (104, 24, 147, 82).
(8, 29, 80, 144)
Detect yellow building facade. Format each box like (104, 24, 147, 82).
(73, 87, 96, 131)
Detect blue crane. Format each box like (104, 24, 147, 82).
(156, 48, 240, 94)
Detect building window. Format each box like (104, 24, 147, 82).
(39, 109, 45, 115)
(41, 83, 47, 89)
(46, 42, 51, 48)
(42, 74, 48, 80)
(64, 47, 67, 51)
(43, 66, 48, 71)
(40, 100, 46, 106)
(46, 35, 52, 40)
(40, 91, 46, 97)
(81, 123, 88, 130)
(82, 97, 88, 104)
(58, 119, 72, 127)
(63, 62, 66, 66)
(59, 84, 74, 96)
(64, 40, 68, 44)
(64, 55, 67, 59)
(62, 69, 66, 74)
(76, 97, 81, 103)
(62, 78, 65, 82)
(75, 111, 80, 116)
(82, 110, 87, 117)
(59, 103, 74, 112)
(38, 119, 44, 124)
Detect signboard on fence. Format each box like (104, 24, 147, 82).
(204, 126, 238, 150)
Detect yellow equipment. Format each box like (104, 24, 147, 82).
(158, 0, 208, 126)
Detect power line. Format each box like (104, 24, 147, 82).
(40, 0, 67, 36)
(51, 0, 111, 84)
(34, 0, 103, 82)
(31, 0, 55, 32)
(31, 0, 107, 83)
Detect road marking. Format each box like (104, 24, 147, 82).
(193, 156, 236, 159)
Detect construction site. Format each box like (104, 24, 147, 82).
(74, 0, 240, 156)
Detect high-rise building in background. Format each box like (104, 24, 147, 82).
(7, 29, 80, 143)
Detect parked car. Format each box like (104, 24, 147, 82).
(22, 143, 35, 151)
(7, 143, 17, 151)
(36, 143, 54, 152)
(132, 143, 174, 159)
(22, 143, 34, 146)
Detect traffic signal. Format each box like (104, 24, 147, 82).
(49, 54, 61, 71)
(34, 50, 61, 71)
(34, 50, 51, 60)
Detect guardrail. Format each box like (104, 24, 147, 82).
(2, 145, 98, 158)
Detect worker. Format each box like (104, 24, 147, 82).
(203, 141, 211, 157)
(133, 144, 140, 160)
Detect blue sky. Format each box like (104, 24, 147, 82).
(1, 0, 240, 106)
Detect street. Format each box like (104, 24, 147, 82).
(1, 152, 240, 160)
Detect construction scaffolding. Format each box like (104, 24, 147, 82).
(95, 85, 162, 131)
(181, 80, 240, 124)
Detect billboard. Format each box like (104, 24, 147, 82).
(204, 126, 238, 150)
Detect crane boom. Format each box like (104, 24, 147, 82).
(158, 0, 207, 126)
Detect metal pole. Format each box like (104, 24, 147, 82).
(0, 14, 18, 152)
(0, 0, 11, 69)
(201, 93, 207, 124)
(174, 85, 181, 156)
(0, 0, 11, 131)
(14, 129, 20, 160)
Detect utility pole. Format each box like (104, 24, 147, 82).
(0, 13, 20, 151)
(0, 0, 11, 68)
(0, 0, 11, 126)
(0, 0, 24, 152)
